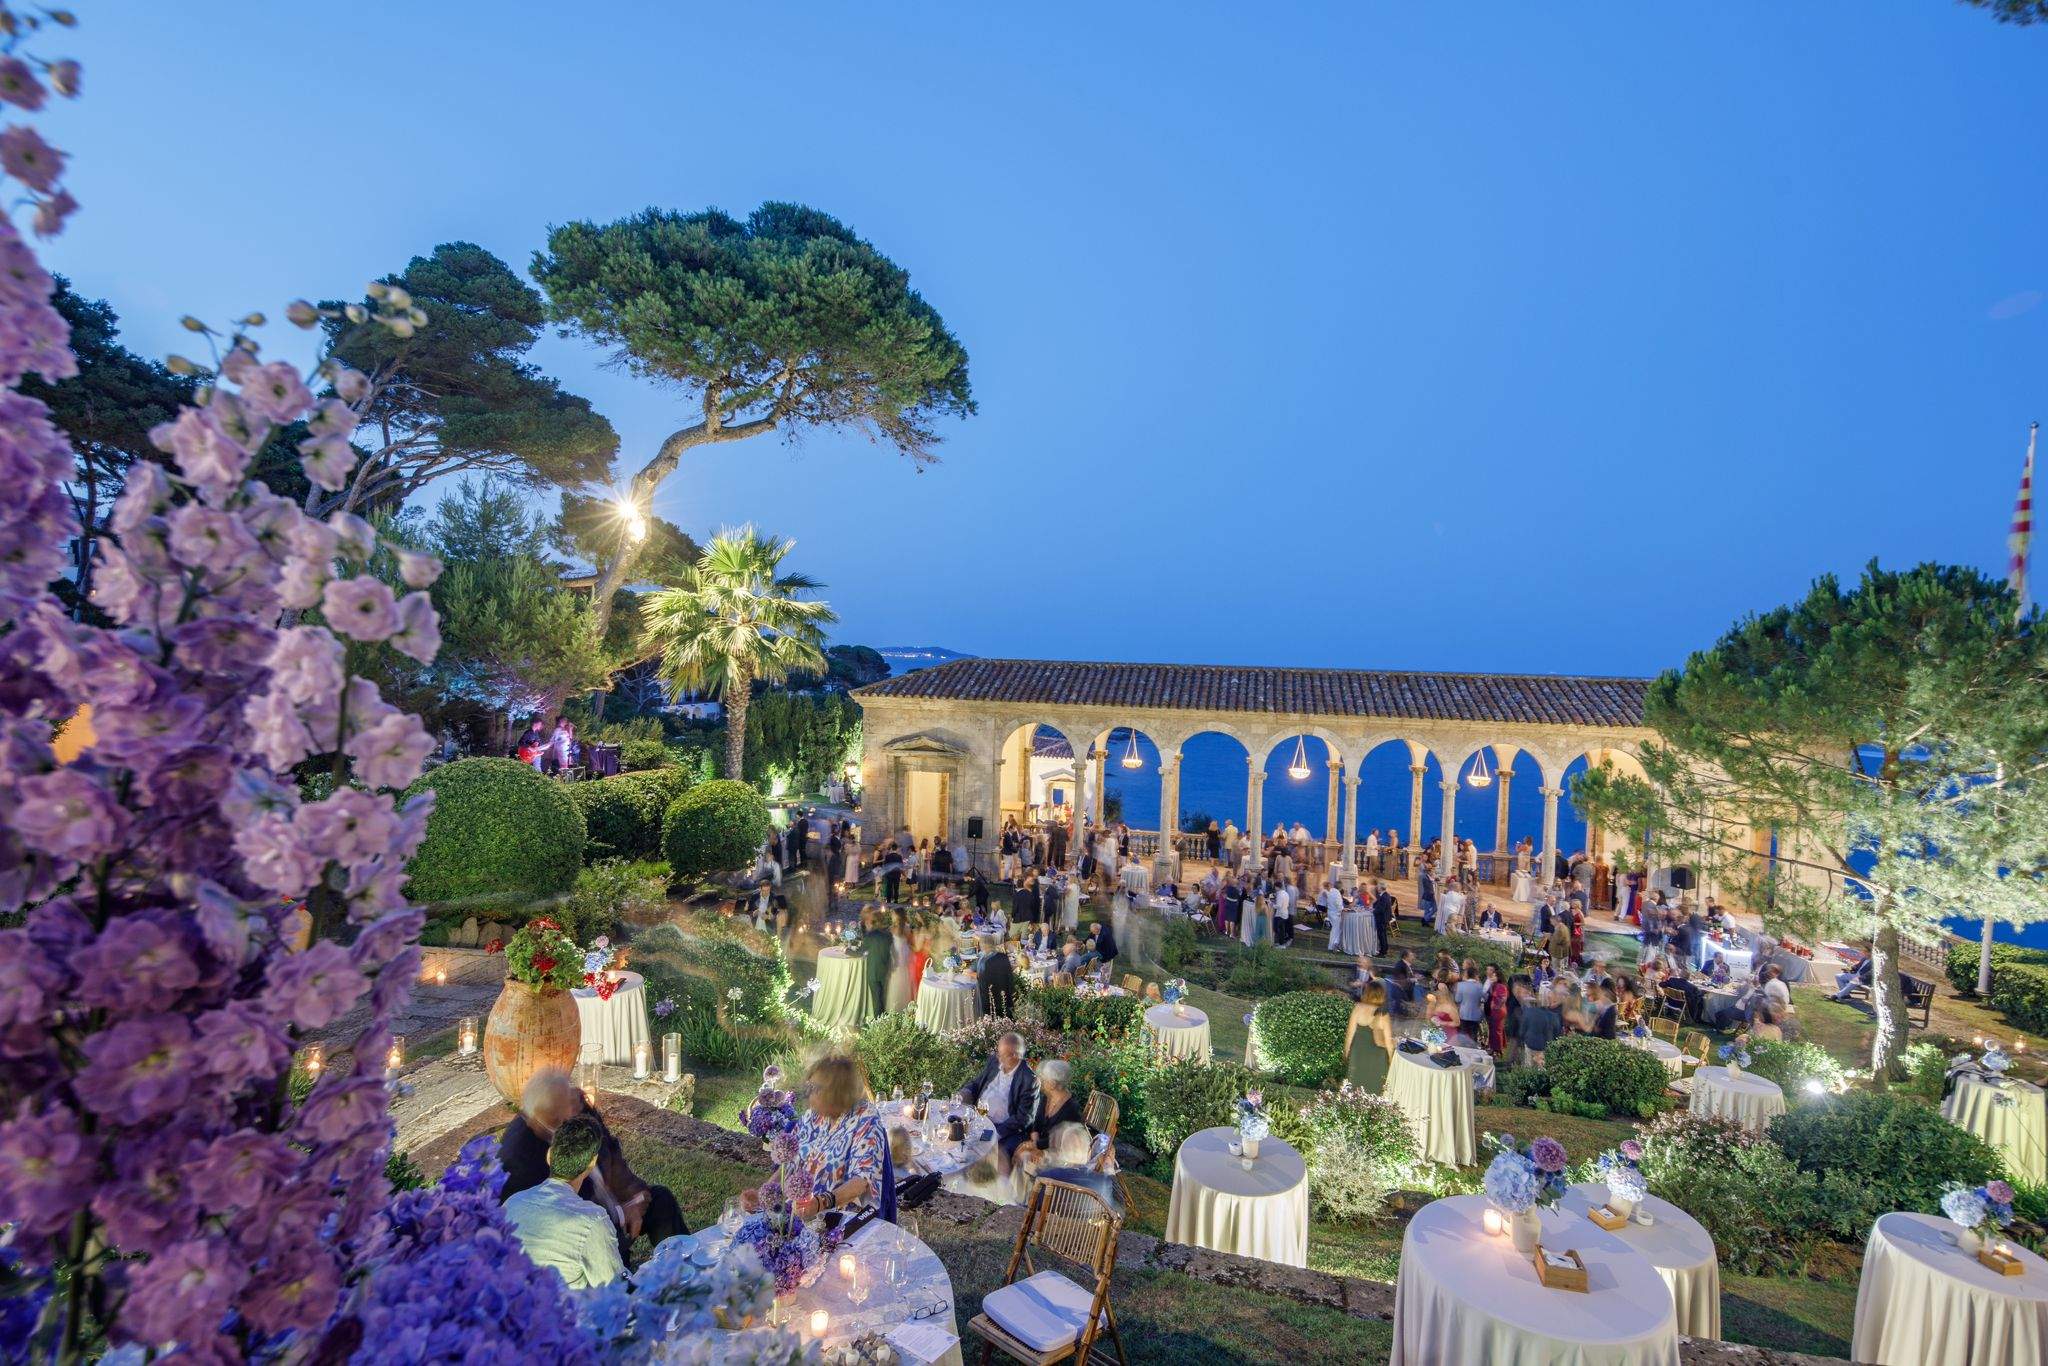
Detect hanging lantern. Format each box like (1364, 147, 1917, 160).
(1287, 735, 1311, 781)
(1467, 749, 1493, 789)
(1119, 728, 1143, 769)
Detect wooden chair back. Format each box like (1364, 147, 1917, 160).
(1658, 983, 1690, 1020)
(1052, 971, 1074, 988)
(1121, 973, 1143, 995)
(1084, 1089, 1120, 1140)
(973, 1178, 1127, 1366)
(1651, 1013, 1681, 1044)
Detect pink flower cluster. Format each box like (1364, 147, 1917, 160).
(0, 20, 451, 1355)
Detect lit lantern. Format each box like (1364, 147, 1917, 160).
(1119, 728, 1142, 769)
(808, 1310, 830, 1338)
(838, 1252, 857, 1282)
(385, 1036, 405, 1078)
(663, 1033, 682, 1084)
(458, 1017, 479, 1056)
(1286, 735, 1311, 781)
(578, 1042, 604, 1103)
(633, 1040, 652, 1081)
(1481, 1206, 1505, 1237)
(432, 966, 448, 987)
(1467, 748, 1493, 789)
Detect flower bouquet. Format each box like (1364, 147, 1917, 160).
(838, 924, 862, 953)
(1593, 1140, 1648, 1218)
(741, 1072, 799, 1150)
(1940, 1179, 2016, 1254)
(582, 935, 622, 1000)
(1235, 1089, 1271, 1161)
(1983, 1045, 2012, 1075)
(1482, 1133, 1568, 1253)
(1630, 1021, 1651, 1041)
(1421, 1025, 1447, 1048)
(1163, 978, 1188, 1014)
(731, 1205, 823, 1297)
(1718, 1033, 1752, 1075)
(505, 917, 584, 992)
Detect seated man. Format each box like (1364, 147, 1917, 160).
(500, 1070, 688, 1257)
(1058, 938, 1089, 978)
(1477, 904, 1505, 930)
(1829, 956, 1873, 1001)
(1091, 918, 1119, 966)
(959, 1030, 1039, 1171)
(503, 1114, 625, 1289)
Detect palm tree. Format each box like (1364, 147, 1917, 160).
(641, 527, 837, 781)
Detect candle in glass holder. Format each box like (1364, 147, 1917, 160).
(1481, 1206, 1505, 1237)
(302, 1042, 324, 1077)
(838, 1251, 857, 1282)
(633, 1040, 651, 1081)
(458, 1017, 478, 1056)
(432, 965, 448, 987)
(808, 1309, 829, 1337)
(385, 1036, 405, 1078)
(662, 1032, 682, 1084)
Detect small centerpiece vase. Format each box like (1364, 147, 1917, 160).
(1956, 1225, 1983, 1255)
(1511, 1208, 1541, 1255)
(1242, 1135, 1261, 1160)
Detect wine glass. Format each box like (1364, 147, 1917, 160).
(891, 1083, 904, 1105)
(719, 1197, 745, 1237)
(848, 1263, 872, 1308)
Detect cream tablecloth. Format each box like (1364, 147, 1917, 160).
(1852, 1211, 2048, 1366)
(1479, 926, 1526, 957)
(1339, 908, 1377, 955)
(1391, 1194, 1680, 1366)
(1559, 1183, 1721, 1339)
(813, 947, 873, 1032)
(1163, 1126, 1308, 1268)
(691, 1217, 964, 1366)
(1383, 1046, 1478, 1167)
(1511, 871, 1536, 901)
(1944, 1075, 2047, 1186)
(571, 970, 649, 1066)
(1623, 1035, 1688, 1078)
(1145, 1003, 1213, 1063)
(881, 1099, 997, 1179)
(914, 974, 980, 1034)
(1688, 1066, 1785, 1133)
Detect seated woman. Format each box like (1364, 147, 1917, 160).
(1016, 1060, 1084, 1174)
(784, 1055, 887, 1219)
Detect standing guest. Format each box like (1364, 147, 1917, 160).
(1568, 902, 1586, 964)
(976, 941, 1018, 1017)
(886, 910, 915, 1013)
(1011, 873, 1040, 928)
(1363, 828, 1381, 875)
(859, 910, 893, 1018)
(879, 844, 904, 904)
(1372, 880, 1396, 951)
(1322, 880, 1348, 950)
(970, 868, 992, 915)
(960, 1032, 1039, 1171)
(1220, 879, 1243, 939)
(1271, 879, 1295, 945)
(908, 928, 931, 994)
(1435, 878, 1464, 936)
(504, 1114, 626, 1289)
(1547, 910, 1573, 971)
(1417, 865, 1438, 926)
(1453, 964, 1487, 1043)
(1519, 985, 1566, 1067)
(1206, 819, 1223, 861)
(500, 1071, 688, 1252)
(1484, 964, 1510, 1055)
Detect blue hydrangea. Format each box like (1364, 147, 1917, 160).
(1483, 1151, 1540, 1214)
(1941, 1186, 1989, 1230)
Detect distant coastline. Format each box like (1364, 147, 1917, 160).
(874, 645, 971, 675)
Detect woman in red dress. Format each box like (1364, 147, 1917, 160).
(908, 927, 930, 992)
(1568, 904, 1586, 966)
(1484, 964, 1510, 1055)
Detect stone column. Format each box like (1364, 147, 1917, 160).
(1540, 785, 1563, 886)
(1245, 756, 1265, 860)
(1071, 750, 1091, 848)
(1152, 751, 1181, 881)
(1340, 773, 1361, 891)
(1493, 766, 1514, 858)
(1323, 762, 1341, 858)
(1438, 780, 1459, 877)
(1407, 763, 1427, 853)
(1089, 747, 1107, 824)
(983, 754, 1004, 877)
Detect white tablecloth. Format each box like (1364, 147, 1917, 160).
(1392, 1195, 1681, 1366)
(913, 975, 979, 1035)
(1383, 1046, 1478, 1167)
(881, 1099, 996, 1179)
(1944, 1075, 2048, 1186)
(1688, 1066, 1785, 1133)
(1559, 1183, 1721, 1339)
(1339, 908, 1377, 955)
(1623, 1036, 1687, 1078)
(571, 970, 649, 1066)
(813, 947, 873, 1032)
(1145, 1003, 1213, 1063)
(1164, 1127, 1308, 1268)
(1511, 871, 1535, 901)
(1478, 927, 1525, 956)
(688, 1218, 965, 1366)
(1852, 1211, 2048, 1366)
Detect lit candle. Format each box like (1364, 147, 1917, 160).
(838, 1252, 857, 1281)
(808, 1309, 830, 1337)
(1482, 1206, 1505, 1237)
(432, 967, 447, 987)
(302, 1043, 324, 1077)
(458, 1017, 478, 1056)
(633, 1041, 651, 1081)
(385, 1036, 405, 1078)
(663, 1033, 682, 1084)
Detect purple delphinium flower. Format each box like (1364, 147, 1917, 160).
(72, 1014, 197, 1125)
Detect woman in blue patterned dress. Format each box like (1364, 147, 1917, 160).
(789, 1054, 887, 1220)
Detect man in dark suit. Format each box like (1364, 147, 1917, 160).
(959, 1031, 1039, 1165)
(976, 944, 1017, 1018)
(1371, 879, 1395, 951)
(500, 1070, 688, 1256)
(1090, 918, 1118, 966)
(786, 812, 808, 870)
(860, 910, 893, 1017)
(1417, 868, 1437, 924)
(1022, 921, 1059, 956)
(1048, 822, 1068, 869)
(1011, 873, 1040, 926)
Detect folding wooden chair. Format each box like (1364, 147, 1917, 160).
(1120, 973, 1143, 996)
(1658, 983, 1690, 1023)
(1650, 1013, 1681, 1044)
(1082, 1090, 1137, 1214)
(969, 1177, 1127, 1366)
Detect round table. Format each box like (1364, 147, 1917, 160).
(571, 970, 649, 1066)
(1339, 908, 1377, 955)
(1944, 1075, 2047, 1186)
(914, 974, 980, 1035)
(1163, 1127, 1309, 1268)
(1392, 1194, 1681, 1366)
(881, 1099, 996, 1179)
(1382, 1046, 1478, 1167)
(1623, 1035, 1687, 1078)
(812, 947, 873, 1032)
(1511, 870, 1535, 901)
(1478, 927, 1525, 957)
(1145, 1003, 1213, 1063)
(1559, 1182, 1721, 1339)
(688, 1218, 965, 1366)
(1852, 1211, 2048, 1366)
(1688, 1065, 1786, 1133)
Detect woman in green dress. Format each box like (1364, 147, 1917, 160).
(1345, 976, 1392, 1092)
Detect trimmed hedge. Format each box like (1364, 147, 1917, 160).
(1542, 1034, 1669, 1119)
(1139, 1056, 1261, 1161)
(662, 779, 771, 877)
(1944, 939, 2048, 996)
(1772, 1090, 2005, 1222)
(1250, 990, 1353, 1085)
(1745, 1039, 1850, 1101)
(1989, 963, 2048, 1035)
(402, 757, 585, 908)
(1026, 983, 1145, 1041)
(853, 1011, 975, 1097)
(568, 775, 670, 862)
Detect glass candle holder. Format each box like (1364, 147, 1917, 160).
(662, 1032, 682, 1084)
(457, 1017, 478, 1056)
(577, 1041, 604, 1103)
(385, 1035, 405, 1079)
(633, 1040, 651, 1081)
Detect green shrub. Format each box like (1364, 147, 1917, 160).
(662, 779, 772, 877)
(620, 738, 672, 772)
(1772, 1090, 2005, 1224)
(1279, 1084, 1420, 1222)
(1543, 1035, 1669, 1118)
(1745, 1039, 1850, 1102)
(1494, 1066, 1552, 1107)
(569, 776, 670, 862)
(1946, 939, 2048, 996)
(1637, 1110, 1835, 1274)
(1899, 1040, 1948, 1103)
(1435, 933, 1523, 980)
(633, 919, 794, 1026)
(1026, 983, 1144, 1040)
(853, 1011, 974, 1097)
(1140, 1056, 1260, 1160)
(1250, 991, 1353, 1086)
(941, 1014, 1062, 1064)
(1224, 942, 1325, 998)
(1160, 918, 1201, 974)
(402, 757, 586, 908)
(1988, 962, 2048, 1034)
(555, 859, 669, 945)
(1066, 1029, 1157, 1149)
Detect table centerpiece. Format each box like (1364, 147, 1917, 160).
(1940, 1178, 2016, 1255)
(1234, 1088, 1271, 1162)
(1718, 1032, 1753, 1078)
(1163, 978, 1189, 1016)
(1592, 1139, 1649, 1220)
(1482, 1133, 1569, 1254)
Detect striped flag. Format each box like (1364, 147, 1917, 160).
(2011, 422, 2038, 616)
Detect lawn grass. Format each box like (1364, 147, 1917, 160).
(1720, 1269, 1859, 1358)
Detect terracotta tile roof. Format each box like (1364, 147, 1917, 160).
(857, 658, 1648, 729)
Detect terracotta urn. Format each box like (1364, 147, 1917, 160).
(483, 980, 582, 1105)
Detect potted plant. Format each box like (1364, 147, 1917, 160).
(483, 916, 586, 1104)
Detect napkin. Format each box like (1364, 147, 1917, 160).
(1540, 1250, 1577, 1268)
(887, 1321, 959, 1364)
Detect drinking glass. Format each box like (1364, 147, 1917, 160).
(891, 1083, 904, 1104)
(719, 1197, 745, 1236)
(848, 1265, 871, 1308)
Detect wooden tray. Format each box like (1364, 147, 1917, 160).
(1978, 1245, 2026, 1278)
(1586, 1205, 1628, 1231)
(1533, 1245, 1588, 1292)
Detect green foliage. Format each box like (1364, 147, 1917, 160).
(632, 919, 802, 1070)
(1543, 1035, 1670, 1118)
(852, 1011, 974, 1097)
(662, 779, 772, 877)
(505, 918, 584, 991)
(431, 539, 619, 717)
(1139, 1057, 1260, 1161)
(1772, 1090, 2006, 1223)
(1899, 1040, 1950, 1102)
(1434, 933, 1523, 980)
(1494, 1066, 1553, 1107)
(555, 859, 669, 945)
(1223, 942, 1325, 997)
(1025, 984, 1144, 1040)
(1065, 1028, 1158, 1150)
(385, 1150, 428, 1193)
(569, 775, 672, 862)
(1988, 962, 2048, 1034)
(1159, 918, 1201, 974)
(1744, 1039, 1850, 1101)
(1945, 939, 2048, 995)
(1250, 991, 1353, 1086)
(824, 645, 889, 688)
(742, 690, 862, 796)
(1635, 1111, 1836, 1275)
(402, 757, 586, 908)
(1277, 1085, 1421, 1222)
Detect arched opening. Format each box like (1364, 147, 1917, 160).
(1168, 728, 1253, 871)
(1349, 738, 1431, 878)
(1257, 732, 1342, 844)
(1098, 724, 1164, 833)
(995, 722, 1084, 833)
(1446, 745, 1546, 887)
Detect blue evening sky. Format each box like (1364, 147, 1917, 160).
(42, 2, 2047, 678)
